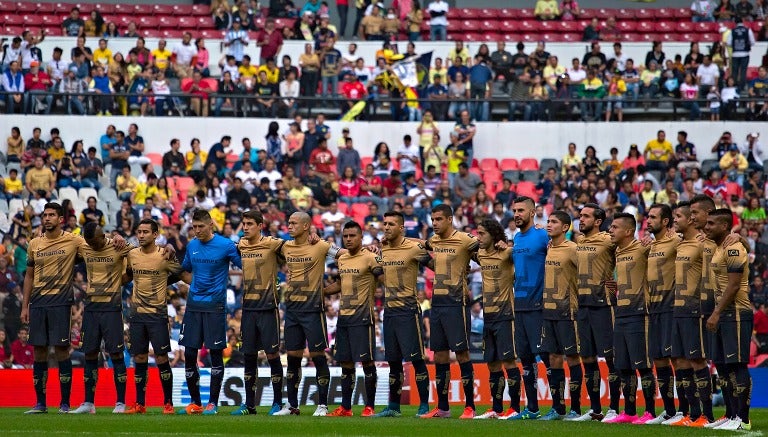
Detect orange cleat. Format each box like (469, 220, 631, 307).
(124, 403, 146, 415)
(420, 407, 451, 418)
(459, 407, 476, 419)
(671, 415, 692, 426)
(183, 403, 204, 415)
(687, 416, 710, 427)
(327, 406, 353, 417)
(361, 406, 375, 417)
(162, 403, 175, 415)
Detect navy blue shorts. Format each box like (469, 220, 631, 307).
(129, 315, 170, 356)
(514, 310, 543, 357)
(240, 309, 280, 355)
(670, 317, 706, 360)
(577, 306, 614, 359)
(541, 319, 579, 356)
(28, 306, 71, 347)
(82, 310, 125, 354)
(483, 319, 516, 362)
(334, 324, 375, 363)
(709, 318, 753, 364)
(648, 312, 674, 359)
(179, 310, 227, 350)
(284, 311, 327, 353)
(383, 313, 425, 362)
(430, 306, 469, 353)
(613, 316, 651, 371)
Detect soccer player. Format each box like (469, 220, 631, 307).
(604, 212, 657, 424)
(70, 222, 133, 414)
(123, 219, 183, 414)
(231, 210, 287, 416)
(324, 221, 384, 417)
(473, 219, 520, 419)
(509, 196, 549, 420)
(670, 201, 713, 427)
(420, 204, 480, 419)
(373, 211, 433, 418)
(178, 210, 242, 415)
(540, 211, 582, 421)
(704, 209, 753, 431)
(643, 203, 679, 424)
(573, 204, 619, 422)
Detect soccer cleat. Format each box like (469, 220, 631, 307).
(539, 409, 564, 421)
(704, 416, 729, 428)
(645, 412, 672, 424)
(112, 403, 126, 414)
(327, 406, 353, 417)
(177, 403, 203, 415)
(416, 404, 430, 416)
(268, 404, 282, 415)
(563, 410, 581, 421)
(271, 404, 295, 416)
(420, 407, 451, 419)
(474, 409, 500, 419)
(508, 407, 541, 420)
(162, 403, 175, 415)
(715, 417, 742, 430)
(57, 404, 70, 414)
(661, 411, 685, 425)
(202, 403, 218, 415)
(313, 405, 328, 417)
(738, 420, 752, 431)
(670, 416, 692, 427)
(631, 411, 656, 424)
(373, 408, 402, 418)
(24, 404, 48, 414)
(361, 406, 375, 417)
(498, 408, 519, 419)
(687, 416, 710, 427)
(603, 411, 637, 424)
(70, 402, 96, 414)
(569, 409, 599, 421)
(124, 403, 146, 415)
(231, 404, 256, 415)
(458, 407, 475, 419)
(600, 409, 619, 422)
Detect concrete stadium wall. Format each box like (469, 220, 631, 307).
(3, 115, 761, 162)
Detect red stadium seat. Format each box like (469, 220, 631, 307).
(460, 8, 479, 19)
(35, 3, 55, 13)
(500, 158, 519, 171)
(656, 21, 676, 34)
(678, 33, 696, 42)
(498, 8, 519, 19)
(517, 20, 540, 32)
(172, 176, 194, 194)
(541, 33, 561, 42)
(675, 7, 693, 19)
(699, 32, 718, 42)
(157, 16, 178, 28)
(634, 8, 653, 19)
(499, 20, 515, 33)
(480, 158, 499, 171)
(481, 33, 501, 42)
(4, 24, 23, 35)
(595, 8, 617, 19)
(177, 16, 197, 29)
(478, 8, 498, 19)
(557, 20, 581, 32)
(139, 28, 160, 37)
(199, 29, 225, 39)
(15, 2, 36, 13)
(621, 33, 642, 42)
(483, 170, 502, 188)
(561, 33, 579, 42)
(352, 202, 370, 219)
(115, 14, 134, 27)
(515, 181, 539, 202)
(616, 21, 637, 32)
(161, 29, 184, 38)
(520, 158, 539, 171)
(195, 15, 215, 29)
(636, 21, 654, 33)
(151, 4, 174, 15)
(518, 8, 535, 18)
(2, 13, 24, 25)
(0, 1, 14, 12)
(190, 4, 209, 16)
(479, 20, 495, 31)
(23, 15, 43, 26)
(615, 8, 635, 20)
(457, 20, 478, 32)
(502, 33, 519, 43)
(446, 7, 461, 19)
(44, 27, 62, 36)
(146, 153, 163, 165)
(138, 16, 159, 28)
(579, 8, 595, 19)
(654, 8, 674, 19)
(538, 20, 557, 32)
(693, 21, 719, 33)
(112, 4, 133, 14)
(40, 14, 59, 25)
(172, 4, 193, 15)
(459, 32, 481, 42)
(677, 21, 694, 32)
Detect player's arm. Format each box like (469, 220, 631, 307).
(227, 240, 243, 269)
(323, 281, 341, 295)
(707, 248, 746, 331)
(20, 260, 34, 324)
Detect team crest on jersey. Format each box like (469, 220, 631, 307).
(728, 249, 740, 257)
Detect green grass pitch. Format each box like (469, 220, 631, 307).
(0, 407, 765, 436)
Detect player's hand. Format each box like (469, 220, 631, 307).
(364, 244, 381, 255)
(666, 228, 677, 239)
(112, 234, 127, 249)
(308, 232, 320, 245)
(21, 307, 29, 324)
(639, 235, 654, 246)
(160, 243, 176, 260)
(721, 232, 740, 249)
(494, 240, 510, 250)
(695, 232, 706, 243)
(706, 311, 720, 332)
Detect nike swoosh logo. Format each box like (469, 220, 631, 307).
(314, 342, 324, 348)
(411, 352, 419, 357)
(564, 345, 574, 350)
(727, 353, 736, 358)
(604, 349, 613, 354)
(214, 340, 223, 345)
(634, 361, 644, 366)
(61, 338, 69, 342)
(193, 251, 199, 255)
(689, 350, 698, 355)
(664, 346, 671, 351)
(271, 344, 279, 349)
(455, 342, 463, 347)
(360, 353, 367, 357)
(117, 344, 124, 348)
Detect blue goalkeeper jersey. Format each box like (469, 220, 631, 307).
(512, 226, 549, 312)
(182, 234, 242, 312)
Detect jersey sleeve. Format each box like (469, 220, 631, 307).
(465, 233, 480, 253)
(26, 239, 37, 267)
(371, 255, 384, 278)
(227, 240, 243, 269)
(415, 243, 432, 267)
(181, 243, 192, 272)
(725, 245, 747, 274)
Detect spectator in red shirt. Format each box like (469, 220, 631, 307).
(359, 163, 387, 210)
(11, 327, 34, 368)
(382, 169, 403, 196)
(341, 71, 368, 115)
(256, 18, 284, 65)
(309, 138, 336, 180)
(338, 166, 363, 207)
(24, 60, 54, 114)
(754, 303, 768, 356)
(183, 70, 214, 117)
(0, 329, 12, 368)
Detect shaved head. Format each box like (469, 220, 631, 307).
(292, 212, 311, 225)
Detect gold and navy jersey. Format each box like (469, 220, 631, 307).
(127, 248, 183, 316)
(426, 231, 479, 307)
(27, 231, 86, 308)
(711, 243, 753, 322)
(674, 238, 704, 317)
(281, 240, 332, 312)
(700, 237, 717, 316)
(647, 233, 678, 314)
(543, 240, 579, 320)
(337, 250, 384, 326)
(238, 236, 285, 310)
(380, 238, 432, 316)
(576, 232, 616, 307)
(476, 247, 515, 322)
(79, 239, 133, 311)
(615, 239, 650, 318)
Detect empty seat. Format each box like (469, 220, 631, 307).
(653, 8, 674, 19)
(177, 16, 197, 28)
(480, 158, 499, 171)
(701, 159, 719, 175)
(615, 8, 635, 20)
(139, 16, 159, 28)
(635, 8, 653, 19)
(478, 8, 498, 19)
(519, 158, 539, 171)
(152, 4, 174, 15)
(172, 4, 194, 15)
(15, 2, 36, 12)
(58, 187, 78, 202)
(540, 158, 559, 173)
(675, 8, 693, 19)
(78, 187, 98, 202)
(500, 158, 519, 171)
(677, 21, 694, 32)
(9, 198, 24, 214)
(146, 153, 163, 165)
(190, 4, 210, 15)
(656, 21, 676, 34)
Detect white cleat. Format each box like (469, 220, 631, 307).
(112, 403, 126, 414)
(569, 409, 599, 422)
(70, 402, 96, 414)
(601, 409, 618, 423)
(474, 410, 499, 419)
(645, 412, 672, 424)
(715, 417, 741, 430)
(313, 405, 328, 417)
(271, 404, 295, 416)
(660, 411, 684, 425)
(704, 416, 730, 428)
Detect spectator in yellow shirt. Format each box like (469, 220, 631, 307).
(210, 202, 227, 231)
(92, 38, 112, 68)
(3, 169, 23, 199)
(116, 166, 138, 201)
(447, 41, 470, 66)
(25, 156, 56, 199)
(238, 55, 259, 91)
(150, 39, 172, 72)
(47, 136, 67, 165)
(643, 130, 674, 172)
(534, 0, 560, 20)
(134, 173, 159, 207)
(257, 57, 280, 84)
(719, 144, 749, 185)
(605, 73, 627, 122)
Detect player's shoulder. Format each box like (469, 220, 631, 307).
(563, 240, 578, 249)
(724, 242, 747, 259)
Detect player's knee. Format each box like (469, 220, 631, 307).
(654, 358, 670, 367)
(340, 361, 355, 369)
(488, 361, 502, 372)
(156, 355, 169, 365)
(85, 352, 100, 361)
(110, 353, 123, 361)
(265, 352, 280, 361)
(581, 356, 596, 364)
(54, 346, 70, 361)
(433, 350, 450, 364)
(134, 354, 149, 363)
(455, 350, 470, 363)
(361, 360, 375, 368)
(287, 350, 304, 358)
(548, 354, 564, 369)
(565, 355, 581, 367)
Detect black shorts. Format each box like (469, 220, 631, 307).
(577, 306, 614, 359)
(383, 313, 425, 362)
(709, 318, 753, 364)
(284, 311, 327, 353)
(334, 324, 375, 363)
(179, 310, 227, 350)
(240, 309, 280, 355)
(82, 310, 125, 354)
(514, 310, 543, 357)
(430, 306, 469, 353)
(483, 319, 516, 363)
(129, 315, 171, 356)
(613, 316, 651, 371)
(670, 317, 706, 360)
(28, 306, 71, 347)
(648, 312, 674, 359)
(541, 319, 580, 356)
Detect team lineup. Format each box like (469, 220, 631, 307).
(18, 194, 754, 429)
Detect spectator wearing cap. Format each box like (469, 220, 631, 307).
(224, 18, 250, 63)
(740, 132, 765, 171)
(256, 18, 284, 66)
(23, 60, 53, 114)
(427, 0, 449, 41)
(719, 142, 749, 185)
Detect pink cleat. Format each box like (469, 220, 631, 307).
(632, 412, 656, 424)
(603, 411, 638, 424)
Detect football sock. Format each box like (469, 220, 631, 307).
(184, 348, 201, 406)
(489, 370, 505, 413)
(312, 355, 330, 406)
(435, 363, 450, 411)
(340, 366, 355, 410)
(208, 350, 224, 406)
(606, 359, 621, 412)
(412, 359, 430, 407)
(135, 362, 148, 405)
(33, 361, 47, 406)
(678, 368, 697, 419)
(715, 363, 733, 418)
(548, 367, 566, 415)
(363, 364, 377, 408)
(286, 355, 302, 408)
(695, 367, 714, 421)
(734, 363, 752, 423)
(459, 360, 475, 410)
(84, 359, 99, 404)
(268, 357, 283, 406)
(568, 364, 583, 415)
(158, 361, 173, 405)
(583, 361, 602, 412)
(387, 361, 404, 410)
(656, 365, 676, 417)
(620, 369, 637, 416)
(505, 365, 521, 412)
(112, 358, 127, 404)
(244, 354, 258, 408)
(521, 357, 539, 412)
(58, 358, 72, 406)
(639, 368, 657, 416)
